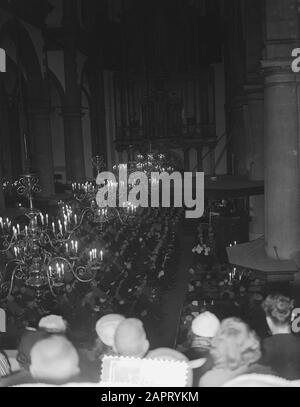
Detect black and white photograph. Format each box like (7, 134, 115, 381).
(0, 0, 300, 390)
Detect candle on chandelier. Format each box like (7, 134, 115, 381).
(74, 214, 77, 224)
(100, 250, 103, 261)
(0, 218, 3, 233)
(40, 214, 44, 225)
(75, 241, 78, 253)
(55, 263, 61, 279)
(61, 263, 65, 279)
(17, 224, 20, 235)
(45, 214, 49, 225)
(25, 225, 28, 236)
(6, 219, 11, 232)
(52, 222, 55, 234)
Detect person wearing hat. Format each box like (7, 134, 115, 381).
(183, 311, 220, 386)
(95, 313, 125, 353)
(185, 311, 220, 360)
(79, 314, 125, 383)
(114, 318, 150, 358)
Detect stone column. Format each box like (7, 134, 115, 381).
(62, 0, 86, 183)
(28, 108, 54, 197)
(62, 106, 86, 182)
(263, 0, 300, 260)
(263, 64, 300, 259)
(28, 106, 55, 198)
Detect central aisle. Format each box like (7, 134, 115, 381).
(158, 219, 196, 348)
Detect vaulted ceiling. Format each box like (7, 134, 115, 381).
(0, 0, 224, 73)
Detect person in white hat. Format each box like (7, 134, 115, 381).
(38, 315, 67, 334)
(78, 314, 125, 383)
(183, 311, 220, 386)
(95, 314, 125, 349)
(191, 311, 220, 337)
(185, 311, 220, 360)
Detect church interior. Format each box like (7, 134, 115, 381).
(0, 0, 300, 387)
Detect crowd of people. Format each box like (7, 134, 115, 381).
(0, 293, 299, 386)
(1, 204, 299, 387)
(1, 207, 183, 346)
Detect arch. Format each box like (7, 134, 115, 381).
(0, 55, 26, 179)
(0, 19, 43, 97)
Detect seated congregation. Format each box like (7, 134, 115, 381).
(0, 293, 299, 387)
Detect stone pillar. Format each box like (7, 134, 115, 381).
(263, 65, 300, 259)
(28, 106, 55, 197)
(88, 70, 107, 162)
(62, 107, 86, 182)
(263, 0, 300, 260)
(62, 0, 86, 183)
